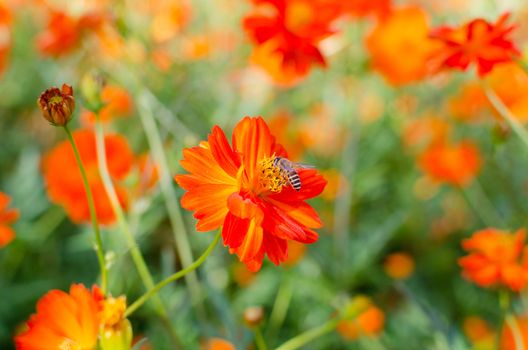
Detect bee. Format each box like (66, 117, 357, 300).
(273, 156, 314, 191)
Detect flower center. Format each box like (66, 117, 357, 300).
(258, 156, 288, 193)
(285, 1, 313, 34)
(101, 296, 127, 330)
(48, 95, 64, 106)
(59, 339, 81, 350)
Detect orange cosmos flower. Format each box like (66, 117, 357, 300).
(175, 117, 326, 271)
(402, 114, 450, 149)
(36, 9, 105, 57)
(202, 338, 236, 350)
(0, 2, 11, 76)
(448, 82, 489, 122)
(366, 6, 439, 86)
(459, 228, 528, 291)
(42, 129, 134, 225)
(340, 0, 391, 19)
(243, 0, 341, 86)
(0, 192, 19, 248)
(430, 13, 520, 76)
(82, 85, 134, 123)
(15, 284, 102, 350)
(463, 316, 495, 346)
(267, 110, 305, 160)
(418, 140, 481, 187)
(150, 0, 191, 43)
(337, 297, 385, 341)
(383, 252, 415, 280)
(486, 62, 528, 123)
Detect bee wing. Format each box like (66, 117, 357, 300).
(291, 162, 316, 169)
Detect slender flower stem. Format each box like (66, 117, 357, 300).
(267, 274, 293, 345)
(63, 125, 108, 293)
(137, 91, 202, 307)
(94, 120, 183, 348)
(482, 82, 528, 149)
(459, 180, 504, 228)
(275, 318, 342, 350)
(94, 121, 156, 295)
(255, 327, 268, 350)
(498, 291, 527, 350)
(125, 231, 221, 317)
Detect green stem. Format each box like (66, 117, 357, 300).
(267, 275, 293, 345)
(275, 317, 342, 350)
(94, 120, 183, 348)
(63, 125, 107, 293)
(483, 82, 528, 149)
(459, 180, 503, 228)
(125, 231, 221, 317)
(137, 91, 202, 307)
(94, 121, 155, 296)
(255, 327, 268, 350)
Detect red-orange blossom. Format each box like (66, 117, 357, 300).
(175, 117, 326, 271)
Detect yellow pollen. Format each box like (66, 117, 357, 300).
(48, 95, 64, 105)
(258, 156, 288, 193)
(101, 295, 127, 330)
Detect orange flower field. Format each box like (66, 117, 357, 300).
(3, 0, 528, 349)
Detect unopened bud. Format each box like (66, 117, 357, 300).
(80, 71, 106, 112)
(99, 295, 132, 350)
(37, 84, 75, 126)
(243, 306, 264, 328)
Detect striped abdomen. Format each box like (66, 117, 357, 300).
(274, 157, 302, 191)
(287, 170, 301, 191)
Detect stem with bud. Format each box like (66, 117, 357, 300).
(63, 125, 108, 293)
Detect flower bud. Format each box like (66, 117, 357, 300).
(80, 71, 105, 112)
(243, 306, 264, 328)
(37, 84, 75, 126)
(99, 295, 132, 350)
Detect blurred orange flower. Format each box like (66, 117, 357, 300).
(36, 10, 105, 57)
(430, 13, 520, 76)
(15, 284, 102, 350)
(203, 338, 235, 350)
(42, 129, 134, 225)
(284, 240, 307, 266)
(243, 0, 341, 86)
(267, 110, 304, 160)
(340, 0, 391, 19)
(463, 316, 495, 346)
(182, 35, 213, 61)
(150, 0, 191, 43)
(337, 297, 385, 341)
(298, 104, 344, 157)
(403, 114, 450, 148)
(487, 62, 528, 122)
(175, 117, 326, 271)
(320, 169, 348, 201)
(418, 140, 481, 186)
(448, 82, 489, 122)
(232, 261, 257, 287)
(384, 252, 415, 280)
(366, 6, 438, 86)
(501, 315, 528, 350)
(134, 154, 159, 196)
(0, 2, 11, 76)
(83, 85, 134, 123)
(0, 192, 19, 248)
(459, 228, 528, 291)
